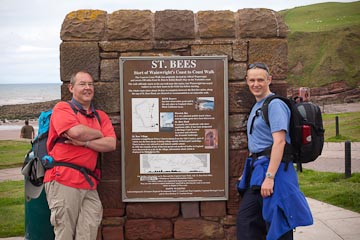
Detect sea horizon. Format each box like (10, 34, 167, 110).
(0, 83, 61, 106)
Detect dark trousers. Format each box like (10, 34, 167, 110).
(236, 188, 293, 240)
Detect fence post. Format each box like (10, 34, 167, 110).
(335, 116, 339, 137)
(345, 140, 351, 178)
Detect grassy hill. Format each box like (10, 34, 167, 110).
(280, 1, 360, 88)
(281, 2, 360, 32)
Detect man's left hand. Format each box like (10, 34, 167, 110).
(261, 178, 274, 198)
(63, 133, 86, 147)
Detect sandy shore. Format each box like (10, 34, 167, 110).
(0, 130, 34, 141)
(0, 120, 38, 141)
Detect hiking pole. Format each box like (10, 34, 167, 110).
(345, 140, 351, 178)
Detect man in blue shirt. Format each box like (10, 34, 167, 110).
(236, 63, 313, 240)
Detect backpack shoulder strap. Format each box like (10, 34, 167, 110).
(94, 111, 101, 125)
(262, 95, 296, 170)
(261, 95, 291, 127)
(67, 101, 101, 125)
(248, 95, 278, 135)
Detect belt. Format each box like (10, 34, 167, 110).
(250, 147, 272, 160)
(250, 145, 295, 171)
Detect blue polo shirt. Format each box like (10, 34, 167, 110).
(247, 94, 291, 153)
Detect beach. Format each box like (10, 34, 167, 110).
(0, 120, 38, 141)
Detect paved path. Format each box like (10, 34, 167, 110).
(1, 142, 359, 239)
(320, 102, 360, 114)
(0, 168, 24, 182)
(303, 142, 360, 173)
(295, 198, 360, 240)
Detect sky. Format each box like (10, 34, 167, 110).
(0, 0, 357, 84)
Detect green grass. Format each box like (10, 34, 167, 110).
(0, 180, 25, 237)
(280, 1, 360, 88)
(322, 111, 360, 142)
(0, 141, 29, 237)
(0, 140, 31, 169)
(286, 26, 360, 87)
(280, 2, 360, 32)
(298, 169, 360, 213)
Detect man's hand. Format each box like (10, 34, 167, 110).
(63, 133, 86, 147)
(261, 178, 274, 198)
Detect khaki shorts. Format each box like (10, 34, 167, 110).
(45, 181, 103, 240)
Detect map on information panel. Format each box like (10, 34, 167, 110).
(132, 98, 159, 132)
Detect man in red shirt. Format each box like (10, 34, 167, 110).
(44, 70, 116, 240)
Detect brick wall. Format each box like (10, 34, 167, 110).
(60, 9, 288, 240)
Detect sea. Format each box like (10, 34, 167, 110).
(0, 83, 61, 133)
(0, 83, 61, 106)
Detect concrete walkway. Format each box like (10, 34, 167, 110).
(1, 142, 359, 239)
(302, 142, 360, 173)
(295, 198, 360, 240)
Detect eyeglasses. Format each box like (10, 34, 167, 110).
(77, 82, 94, 88)
(248, 62, 270, 73)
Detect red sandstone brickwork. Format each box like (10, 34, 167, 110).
(60, 8, 288, 239)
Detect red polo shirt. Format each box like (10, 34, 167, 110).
(43, 101, 116, 190)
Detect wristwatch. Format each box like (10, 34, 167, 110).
(265, 172, 275, 179)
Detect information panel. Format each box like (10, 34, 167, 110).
(120, 56, 228, 202)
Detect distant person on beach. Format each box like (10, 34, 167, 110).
(44, 70, 116, 240)
(20, 120, 35, 139)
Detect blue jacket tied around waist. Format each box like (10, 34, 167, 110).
(238, 157, 313, 240)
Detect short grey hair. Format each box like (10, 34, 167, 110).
(70, 70, 93, 85)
